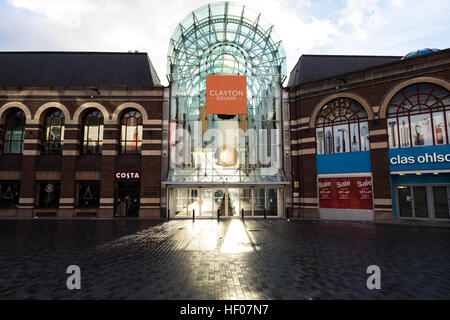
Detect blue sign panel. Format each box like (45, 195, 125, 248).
(388, 145, 450, 171)
(316, 151, 372, 174)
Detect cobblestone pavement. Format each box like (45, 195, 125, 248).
(0, 219, 449, 300)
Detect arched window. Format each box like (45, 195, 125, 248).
(43, 109, 65, 154)
(82, 110, 104, 154)
(3, 109, 26, 154)
(316, 98, 370, 154)
(387, 83, 450, 148)
(120, 110, 142, 154)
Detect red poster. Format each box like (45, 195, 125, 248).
(318, 177, 373, 210)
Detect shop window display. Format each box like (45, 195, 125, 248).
(387, 83, 450, 149)
(316, 98, 370, 154)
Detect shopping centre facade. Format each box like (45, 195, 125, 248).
(0, 2, 449, 222)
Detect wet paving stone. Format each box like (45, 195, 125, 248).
(0, 219, 449, 299)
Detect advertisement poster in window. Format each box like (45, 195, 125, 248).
(318, 177, 373, 210)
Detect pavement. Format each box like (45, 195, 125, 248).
(0, 218, 449, 300)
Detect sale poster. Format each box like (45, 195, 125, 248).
(318, 177, 373, 210)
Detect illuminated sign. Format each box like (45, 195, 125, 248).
(115, 171, 141, 181)
(206, 75, 247, 115)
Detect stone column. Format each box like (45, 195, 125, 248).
(58, 123, 79, 218)
(99, 124, 118, 218)
(369, 118, 394, 221)
(18, 125, 40, 218)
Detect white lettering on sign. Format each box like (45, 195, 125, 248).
(318, 181, 331, 188)
(336, 181, 350, 188)
(390, 152, 450, 165)
(357, 180, 372, 188)
(115, 172, 140, 180)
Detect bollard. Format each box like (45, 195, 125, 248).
(167, 209, 170, 221)
(193, 209, 195, 222)
(264, 208, 267, 219)
(286, 207, 289, 220)
(217, 209, 220, 221)
(241, 208, 244, 220)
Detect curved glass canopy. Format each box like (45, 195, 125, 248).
(166, 2, 287, 183)
(402, 48, 440, 60)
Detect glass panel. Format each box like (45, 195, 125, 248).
(266, 188, 278, 216)
(397, 186, 412, 217)
(0, 182, 20, 208)
(324, 127, 333, 154)
(188, 189, 200, 217)
(228, 188, 240, 217)
(316, 128, 324, 155)
(387, 118, 398, 149)
(241, 188, 252, 216)
(398, 116, 411, 148)
(38, 181, 60, 208)
(333, 124, 348, 153)
(254, 189, 265, 216)
(175, 189, 188, 216)
(413, 186, 428, 218)
(359, 122, 369, 151)
(432, 112, 447, 145)
(214, 189, 226, 216)
(200, 189, 214, 217)
(433, 186, 449, 219)
(77, 181, 100, 208)
(410, 114, 433, 146)
(350, 122, 361, 152)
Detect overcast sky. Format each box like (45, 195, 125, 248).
(0, 0, 449, 85)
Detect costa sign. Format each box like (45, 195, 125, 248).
(115, 171, 141, 181)
(318, 176, 373, 210)
(206, 75, 247, 115)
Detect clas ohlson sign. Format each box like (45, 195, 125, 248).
(389, 145, 450, 171)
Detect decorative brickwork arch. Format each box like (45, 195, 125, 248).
(73, 102, 111, 124)
(0, 102, 32, 123)
(111, 102, 149, 125)
(380, 77, 450, 118)
(309, 92, 374, 128)
(33, 102, 71, 125)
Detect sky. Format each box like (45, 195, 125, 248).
(0, 0, 449, 85)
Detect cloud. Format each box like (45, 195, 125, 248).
(2, 0, 450, 85)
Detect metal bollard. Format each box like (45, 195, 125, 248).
(264, 208, 267, 219)
(217, 209, 220, 221)
(286, 207, 289, 220)
(168, 209, 170, 220)
(241, 208, 244, 220)
(193, 209, 195, 222)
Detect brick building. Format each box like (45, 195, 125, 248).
(0, 52, 166, 218)
(289, 48, 450, 221)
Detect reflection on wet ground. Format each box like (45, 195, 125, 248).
(0, 219, 449, 299)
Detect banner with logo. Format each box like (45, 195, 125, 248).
(206, 75, 247, 115)
(318, 176, 373, 209)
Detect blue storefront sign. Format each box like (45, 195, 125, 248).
(316, 151, 372, 174)
(388, 145, 450, 171)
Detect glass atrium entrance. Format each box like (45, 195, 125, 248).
(168, 186, 283, 218)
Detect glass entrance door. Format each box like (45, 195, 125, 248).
(396, 184, 450, 220)
(170, 187, 283, 218)
(432, 186, 450, 220)
(115, 181, 140, 217)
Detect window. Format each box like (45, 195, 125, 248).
(387, 83, 450, 148)
(120, 110, 142, 154)
(316, 98, 369, 154)
(82, 110, 104, 154)
(77, 181, 100, 208)
(3, 109, 25, 154)
(0, 181, 20, 208)
(37, 181, 60, 208)
(43, 109, 65, 154)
